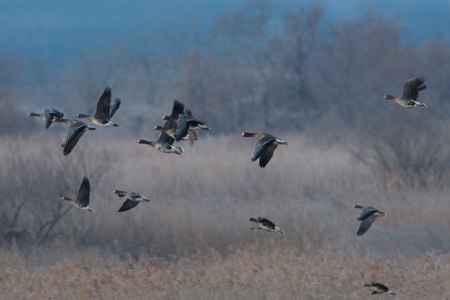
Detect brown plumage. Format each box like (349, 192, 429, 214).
(354, 204, 386, 236)
(76, 86, 121, 126)
(27, 107, 64, 129)
(136, 134, 184, 155)
(60, 177, 95, 212)
(138, 100, 186, 154)
(383, 77, 427, 108)
(363, 282, 396, 296)
(241, 132, 288, 168)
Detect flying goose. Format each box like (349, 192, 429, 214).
(137, 100, 185, 155)
(160, 101, 202, 145)
(114, 190, 150, 212)
(383, 77, 427, 108)
(76, 86, 121, 126)
(241, 132, 288, 168)
(136, 132, 184, 155)
(27, 107, 64, 129)
(354, 204, 386, 236)
(249, 217, 284, 234)
(363, 282, 396, 296)
(175, 109, 210, 143)
(52, 118, 96, 156)
(61, 177, 95, 212)
(157, 100, 193, 142)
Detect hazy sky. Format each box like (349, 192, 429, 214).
(1, 0, 449, 68)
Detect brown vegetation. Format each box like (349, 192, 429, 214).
(0, 135, 449, 298)
(1, 245, 449, 299)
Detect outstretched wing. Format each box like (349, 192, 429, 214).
(403, 77, 425, 100)
(356, 215, 376, 236)
(118, 199, 140, 212)
(76, 177, 91, 207)
(258, 143, 278, 168)
(44, 108, 64, 129)
(44, 109, 54, 129)
(61, 121, 88, 156)
(95, 86, 112, 119)
(251, 135, 276, 161)
(109, 98, 121, 118)
(175, 114, 191, 142)
(170, 100, 186, 120)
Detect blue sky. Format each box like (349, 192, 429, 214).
(1, 0, 450, 68)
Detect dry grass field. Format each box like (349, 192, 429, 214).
(1, 133, 449, 299)
(1, 245, 449, 299)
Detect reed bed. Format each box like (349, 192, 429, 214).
(1, 245, 449, 299)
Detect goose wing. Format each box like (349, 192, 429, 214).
(258, 143, 278, 168)
(356, 214, 377, 236)
(118, 199, 140, 212)
(109, 98, 121, 118)
(175, 114, 191, 142)
(170, 100, 185, 121)
(185, 109, 198, 145)
(402, 77, 425, 100)
(251, 134, 276, 161)
(95, 86, 112, 119)
(44, 109, 54, 129)
(188, 129, 198, 145)
(44, 108, 64, 129)
(257, 217, 276, 229)
(61, 121, 88, 156)
(76, 177, 91, 208)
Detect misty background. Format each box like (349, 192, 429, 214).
(2, 0, 450, 133)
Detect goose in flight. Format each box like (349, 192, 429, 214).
(362, 282, 396, 296)
(156, 99, 192, 142)
(76, 86, 121, 126)
(136, 131, 184, 155)
(27, 107, 64, 129)
(175, 109, 210, 145)
(137, 100, 185, 155)
(241, 132, 288, 168)
(249, 217, 284, 234)
(61, 177, 95, 212)
(114, 190, 150, 212)
(383, 77, 427, 108)
(354, 204, 386, 236)
(52, 118, 96, 156)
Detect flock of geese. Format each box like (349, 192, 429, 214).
(27, 77, 429, 296)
